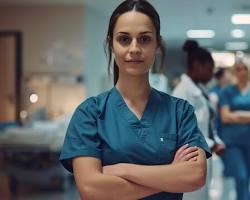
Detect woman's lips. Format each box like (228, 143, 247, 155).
(125, 60, 144, 63)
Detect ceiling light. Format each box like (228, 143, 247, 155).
(235, 51, 244, 58)
(29, 93, 39, 103)
(187, 30, 215, 39)
(231, 29, 245, 38)
(225, 42, 249, 51)
(212, 52, 235, 67)
(231, 14, 250, 24)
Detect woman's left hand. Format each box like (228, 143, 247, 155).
(172, 144, 199, 164)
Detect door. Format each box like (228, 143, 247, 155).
(0, 32, 22, 124)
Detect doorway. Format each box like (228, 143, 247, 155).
(0, 31, 22, 125)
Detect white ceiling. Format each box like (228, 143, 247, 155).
(1, 0, 250, 52)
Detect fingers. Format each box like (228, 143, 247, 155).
(173, 145, 199, 163)
(190, 157, 198, 161)
(175, 144, 189, 158)
(182, 150, 199, 161)
(180, 146, 198, 157)
(213, 144, 225, 156)
(214, 145, 225, 156)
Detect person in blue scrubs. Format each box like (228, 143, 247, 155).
(209, 68, 231, 137)
(219, 61, 250, 200)
(59, 1, 211, 199)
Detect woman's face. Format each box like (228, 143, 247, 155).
(196, 61, 214, 84)
(112, 11, 158, 77)
(234, 62, 249, 83)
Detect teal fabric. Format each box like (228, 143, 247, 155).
(219, 84, 250, 200)
(60, 87, 211, 200)
(219, 84, 250, 146)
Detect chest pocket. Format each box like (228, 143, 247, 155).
(158, 133, 177, 163)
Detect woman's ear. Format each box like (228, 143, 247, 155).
(107, 35, 111, 42)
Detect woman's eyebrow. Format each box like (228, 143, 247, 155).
(114, 32, 129, 36)
(114, 31, 154, 36)
(139, 31, 154, 34)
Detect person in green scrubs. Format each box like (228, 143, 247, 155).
(59, 0, 211, 199)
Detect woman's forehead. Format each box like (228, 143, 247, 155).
(113, 11, 156, 34)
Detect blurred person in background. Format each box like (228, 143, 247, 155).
(209, 67, 232, 109)
(169, 74, 181, 92)
(219, 61, 250, 200)
(172, 39, 225, 200)
(209, 67, 232, 133)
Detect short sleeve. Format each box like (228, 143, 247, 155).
(219, 86, 232, 108)
(177, 101, 212, 158)
(59, 97, 102, 173)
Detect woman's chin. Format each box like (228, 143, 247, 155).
(125, 69, 149, 77)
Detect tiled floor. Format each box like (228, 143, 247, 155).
(209, 155, 236, 200)
(9, 157, 238, 200)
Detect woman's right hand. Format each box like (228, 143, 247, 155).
(172, 144, 199, 164)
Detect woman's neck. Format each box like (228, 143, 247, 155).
(115, 75, 151, 101)
(237, 80, 249, 92)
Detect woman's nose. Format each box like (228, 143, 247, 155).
(128, 39, 141, 54)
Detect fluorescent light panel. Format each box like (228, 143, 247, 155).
(231, 29, 245, 38)
(225, 42, 249, 51)
(212, 52, 235, 67)
(187, 30, 215, 39)
(231, 14, 250, 24)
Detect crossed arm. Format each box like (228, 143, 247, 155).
(73, 145, 207, 200)
(220, 106, 250, 124)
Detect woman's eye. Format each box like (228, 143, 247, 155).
(138, 35, 152, 44)
(236, 67, 248, 72)
(117, 35, 131, 45)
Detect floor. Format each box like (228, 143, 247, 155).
(209, 155, 236, 200)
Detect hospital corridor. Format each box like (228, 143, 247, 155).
(1, 0, 250, 200)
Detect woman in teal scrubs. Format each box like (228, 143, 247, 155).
(60, 1, 211, 199)
(219, 61, 250, 200)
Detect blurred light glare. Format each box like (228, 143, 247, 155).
(236, 51, 244, 58)
(187, 30, 215, 38)
(225, 42, 249, 51)
(20, 110, 28, 119)
(231, 29, 245, 38)
(212, 52, 235, 67)
(231, 14, 250, 24)
(29, 93, 39, 103)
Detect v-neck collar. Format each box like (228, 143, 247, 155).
(234, 83, 250, 96)
(111, 86, 156, 127)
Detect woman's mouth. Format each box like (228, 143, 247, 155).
(125, 60, 144, 63)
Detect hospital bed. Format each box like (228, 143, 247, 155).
(0, 119, 71, 193)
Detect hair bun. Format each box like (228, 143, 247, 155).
(182, 40, 199, 52)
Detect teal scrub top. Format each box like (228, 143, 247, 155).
(60, 87, 211, 200)
(219, 84, 250, 146)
